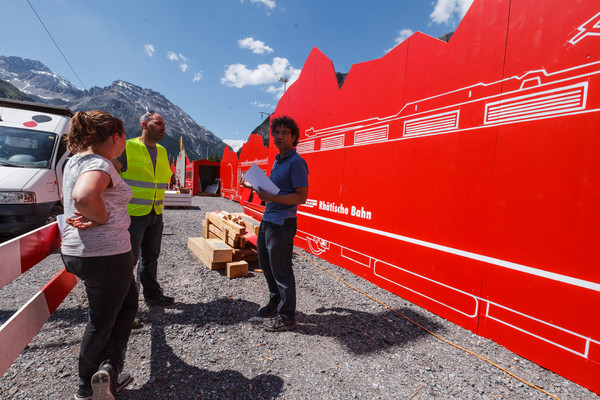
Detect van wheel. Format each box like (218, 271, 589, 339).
(46, 203, 64, 224)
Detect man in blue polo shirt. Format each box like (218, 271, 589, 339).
(241, 115, 309, 331)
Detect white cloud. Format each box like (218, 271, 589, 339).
(394, 29, 414, 45)
(221, 57, 301, 90)
(193, 71, 203, 82)
(239, 37, 274, 54)
(167, 51, 191, 74)
(250, 0, 276, 11)
(252, 100, 273, 109)
(430, 0, 474, 25)
(144, 44, 155, 57)
(385, 28, 414, 53)
(167, 51, 179, 61)
(224, 139, 246, 152)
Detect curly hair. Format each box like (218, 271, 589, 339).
(270, 115, 300, 147)
(66, 110, 124, 153)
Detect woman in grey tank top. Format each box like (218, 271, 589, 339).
(61, 110, 137, 400)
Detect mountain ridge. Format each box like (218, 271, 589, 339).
(0, 55, 226, 160)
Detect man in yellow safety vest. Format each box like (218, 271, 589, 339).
(114, 112, 174, 315)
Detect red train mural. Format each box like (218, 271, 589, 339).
(221, 0, 600, 393)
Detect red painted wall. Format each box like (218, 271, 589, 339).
(222, 0, 600, 392)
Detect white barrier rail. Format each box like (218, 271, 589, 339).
(0, 222, 77, 377)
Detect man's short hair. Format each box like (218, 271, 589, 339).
(139, 111, 156, 126)
(270, 115, 300, 147)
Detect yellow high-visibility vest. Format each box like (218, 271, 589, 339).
(120, 137, 172, 216)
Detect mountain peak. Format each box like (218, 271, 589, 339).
(0, 55, 226, 160)
(0, 55, 52, 74)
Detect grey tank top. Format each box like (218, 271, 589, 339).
(61, 154, 133, 257)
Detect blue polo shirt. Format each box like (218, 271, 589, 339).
(263, 148, 309, 225)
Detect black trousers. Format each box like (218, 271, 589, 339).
(62, 252, 138, 392)
(257, 218, 298, 319)
(129, 211, 164, 299)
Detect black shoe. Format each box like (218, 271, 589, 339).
(264, 315, 297, 332)
(145, 294, 174, 306)
(132, 318, 143, 329)
(115, 372, 133, 392)
(257, 304, 277, 318)
(73, 389, 92, 400)
(91, 361, 116, 400)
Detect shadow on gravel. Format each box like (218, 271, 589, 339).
(123, 299, 284, 400)
(295, 306, 444, 354)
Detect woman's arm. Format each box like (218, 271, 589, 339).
(70, 170, 111, 225)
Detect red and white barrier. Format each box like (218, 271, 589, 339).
(0, 222, 77, 377)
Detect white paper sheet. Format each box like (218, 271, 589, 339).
(243, 163, 280, 195)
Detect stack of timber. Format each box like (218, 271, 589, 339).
(188, 211, 261, 279)
(164, 189, 192, 208)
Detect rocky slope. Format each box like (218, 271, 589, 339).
(0, 55, 225, 160)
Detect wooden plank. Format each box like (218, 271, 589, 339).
(187, 237, 228, 270)
(213, 211, 245, 234)
(206, 214, 242, 242)
(187, 237, 232, 263)
(208, 223, 225, 240)
(226, 261, 248, 279)
(205, 220, 242, 246)
(202, 221, 208, 238)
(233, 213, 261, 235)
(206, 238, 233, 262)
(232, 247, 257, 262)
(206, 212, 240, 235)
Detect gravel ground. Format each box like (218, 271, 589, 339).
(0, 195, 597, 400)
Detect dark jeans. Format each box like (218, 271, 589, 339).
(129, 211, 164, 299)
(62, 252, 138, 392)
(257, 218, 298, 319)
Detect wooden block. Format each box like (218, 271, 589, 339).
(239, 247, 257, 261)
(231, 248, 242, 261)
(232, 247, 255, 261)
(187, 237, 232, 263)
(226, 261, 248, 279)
(187, 237, 228, 270)
(233, 213, 261, 235)
(206, 238, 233, 262)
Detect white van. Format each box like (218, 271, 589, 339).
(0, 99, 73, 236)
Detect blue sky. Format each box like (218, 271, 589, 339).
(1, 0, 473, 150)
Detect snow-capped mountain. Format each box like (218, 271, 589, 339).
(0, 56, 226, 160)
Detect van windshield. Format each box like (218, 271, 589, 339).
(0, 127, 57, 168)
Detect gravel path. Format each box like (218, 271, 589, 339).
(0, 195, 597, 399)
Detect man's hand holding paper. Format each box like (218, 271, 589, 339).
(243, 163, 280, 196)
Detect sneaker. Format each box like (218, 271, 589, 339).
(145, 294, 174, 306)
(115, 372, 133, 392)
(257, 303, 277, 318)
(73, 390, 92, 400)
(132, 318, 143, 329)
(91, 361, 116, 400)
(264, 315, 297, 332)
